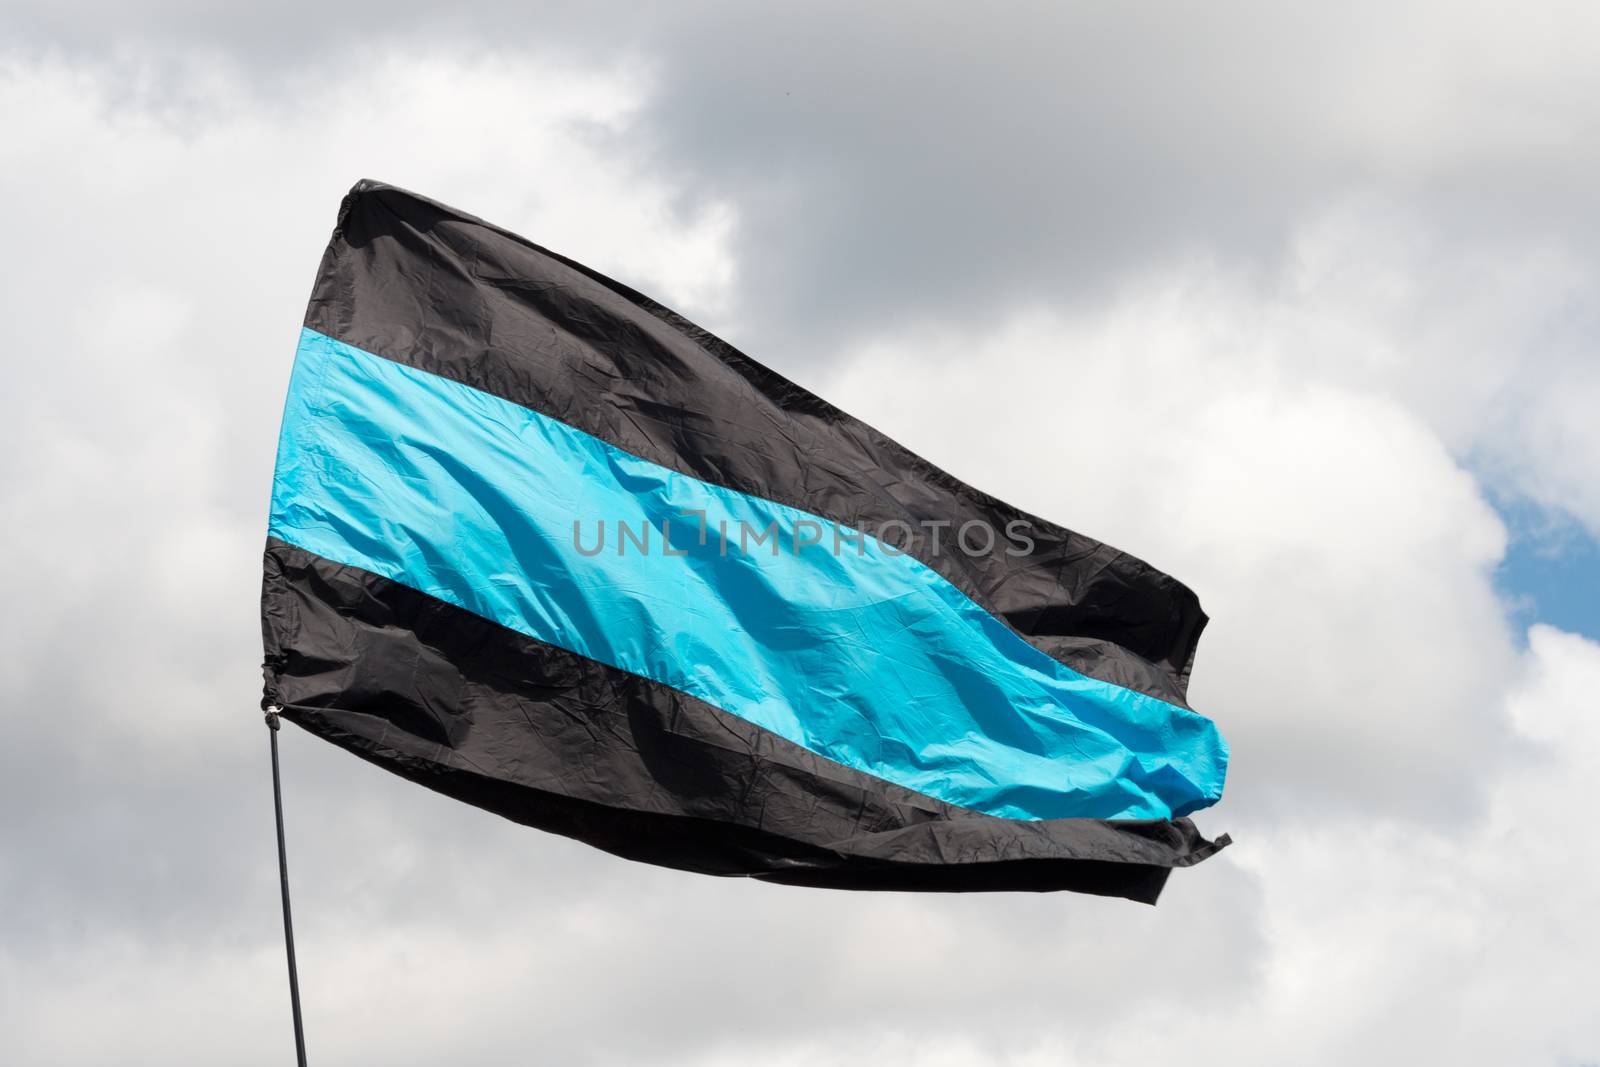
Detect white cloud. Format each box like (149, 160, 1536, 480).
(2, 10, 1599, 1065)
(1103, 626, 1600, 1067)
(821, 268, 1518, 821)
(0, 48, 741, 1062)
(0, 50, 737, 761)
(1272, 200, 1600, 537)
(8, 630, 1591, 1067)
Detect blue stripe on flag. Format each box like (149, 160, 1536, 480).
(269, 328, 1227, 821)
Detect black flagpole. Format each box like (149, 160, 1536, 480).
(266, 708, 309, 1067)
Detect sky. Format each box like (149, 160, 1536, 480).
(1, 3, 1598, 1064)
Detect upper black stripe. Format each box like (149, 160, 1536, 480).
(301, 180, 1208, 707)
(262, 539, 1226, 902)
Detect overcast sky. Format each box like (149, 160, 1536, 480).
(2, 3, 1598, 1064)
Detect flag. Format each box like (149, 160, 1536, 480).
(261, 180, 1229, 903)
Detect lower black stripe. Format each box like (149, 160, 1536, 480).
(261, 539, 1227, 902)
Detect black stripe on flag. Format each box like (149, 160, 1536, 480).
(264, 181, 1232, 902)
(263, 540, 1226, 903)
(302, 181, 1207, 708)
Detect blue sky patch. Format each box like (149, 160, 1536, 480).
(1493, 497, 1600, 644)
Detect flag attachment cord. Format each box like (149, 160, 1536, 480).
(266, 708, 309, 1067)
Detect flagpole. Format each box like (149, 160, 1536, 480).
(266, 708, 310, 1067)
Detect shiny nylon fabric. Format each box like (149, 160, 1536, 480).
(269, 328, 1227, 821)
(262, 180, 1231, 901)
(307, 181, 1209, 707)
(263, 541, 1228, 902)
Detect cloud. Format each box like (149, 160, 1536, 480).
(7, 624, 1595, 1066)
(0, 40, 735, 989)
(1107, 626, 1600, 1067)
(821, 265, 1516, 822)
(9, 3, 1600, 534)
(1, 6, 1598, 1065)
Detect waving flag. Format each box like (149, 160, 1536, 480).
(261, 181, 1229, 903)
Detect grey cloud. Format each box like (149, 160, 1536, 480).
(10, 2, 1597, 362)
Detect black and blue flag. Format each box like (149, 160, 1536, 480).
(261, 181, 1229, 903)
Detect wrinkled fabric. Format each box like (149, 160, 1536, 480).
(262, 180, 1231, 902)
(264, 543, 1227, 903)
(309, 181, 1210, 706)
(271, 328, 1227, 821)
